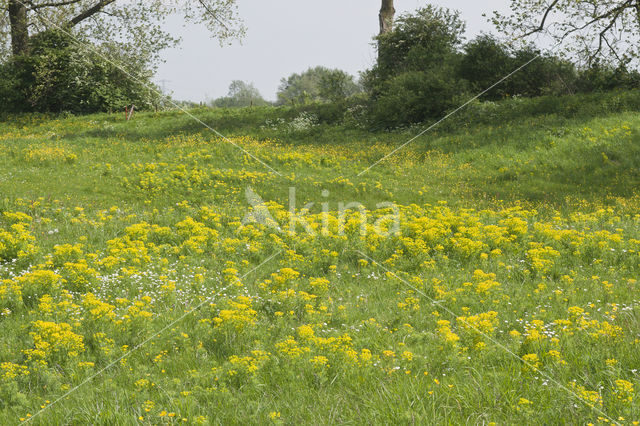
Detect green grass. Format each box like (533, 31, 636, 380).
(1, 90, 640, 424)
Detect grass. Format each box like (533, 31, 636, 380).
(0, 90, 640, 424)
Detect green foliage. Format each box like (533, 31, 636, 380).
(575, 63, 640, 93)
(368, 70, 466, 129)
(1, 0, 245, 63)
(506, 47, 576, 97)
(457, 35, 512, 100)
(0, 30, 161, 114)
(365, 6, 640, 129)
(317, 69, 362, 103)
(277, 67, 325, 105)
(492, 1, 640, 66)
(460, 36, 578, 99)
(277, 66, 360, 105)
(374, 5, 465, 81)
(364, 5, 468, 128)
(211, 80, 269, 108)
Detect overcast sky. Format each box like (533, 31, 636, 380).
(155, 0, 513, 103)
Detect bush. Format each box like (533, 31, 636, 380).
(507, 47, 576, 97)
(364, 5, 468, 128)
(368, 70, 468, 129)
(575, 63, 640, 93)
(458, 35, 512, 100)
(374, 6, 465, 80)
(459, 35, 577, 99)
(363, 6, 640, 130)
(0, 30, 161, 114)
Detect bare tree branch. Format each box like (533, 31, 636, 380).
(521, 0, 561, 37)
(26, 0, 83, 10)
(68, 0, 117, 27)
(196, 0, 230, 32)
(497, 0, 640, 64)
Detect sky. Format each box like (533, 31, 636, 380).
(155, 0, 513, 103)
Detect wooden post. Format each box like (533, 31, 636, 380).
(125, 105, 135, 121)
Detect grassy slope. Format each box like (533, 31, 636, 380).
(0, 91, 639, 424)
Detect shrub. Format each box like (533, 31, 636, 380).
(364, 6, 468, 128)
(374, 5, 465, 80)
(506, 46, 576, 97)
(459, 35, 577, 99)
(575, 63, 640, 93)
(369, 70, 468, 129)
(0, 30, 161, 114)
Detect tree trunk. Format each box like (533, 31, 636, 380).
(379, 0, 395, 36)
(8, 0, 29, 55)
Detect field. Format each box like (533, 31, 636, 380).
(2, 91, 640, 424)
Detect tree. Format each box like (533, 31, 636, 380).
(364, 5, 468, 128)
(458, 34, 512, 99)
(0, 29, 162, 113)
(379, 0, 395, 35)
(459, 34, 577, 99)
(372, 5, 466, 82)
(318, 69, 361, 102)
(277, 66, 360, 105)
(0, 0, 244, 113)
(378, 0, 395, 61)
(492, 1, 640, 65)
(212, 80, 268, 108)
(1, 0, 244, 60)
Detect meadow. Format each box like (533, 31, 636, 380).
(1, 91, 640, 424)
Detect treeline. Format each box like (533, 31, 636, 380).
(2, 5, 639, 123)
(364, 6, 640, 128)
(209, 66, 362, 108)
(213, 6, 640, 129)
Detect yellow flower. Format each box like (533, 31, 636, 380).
(614, 379, 634, 403)
(269, 411, 281, 419)
(297, 325, 315, 339)
(401, 351, 414, 361)
(310, 356, 329, 368)
(522, 353, 540, 369)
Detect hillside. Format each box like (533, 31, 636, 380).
(1, 91, 640, 424)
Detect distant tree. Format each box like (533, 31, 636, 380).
(492, 0, 640, 65)
(277, 66, 360, 105)
(212, 80, 268, 108)
(277, 67, 323, 105)
(318, 69, 361, 103)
